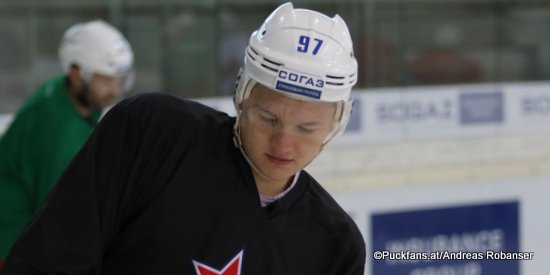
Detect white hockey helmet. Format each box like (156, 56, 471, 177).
(234, 2, 357, 140)
(59, 20, 135, 92)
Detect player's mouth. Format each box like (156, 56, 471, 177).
(266, 154, 293, 166)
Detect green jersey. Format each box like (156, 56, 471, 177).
(0, 76, 100, 260)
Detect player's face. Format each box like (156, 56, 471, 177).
(87, 73, 122, 109)
(240, 84, 336, 188)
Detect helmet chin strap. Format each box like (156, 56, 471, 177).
(232, 115, 274, 183)
(232, 77, 273, 181)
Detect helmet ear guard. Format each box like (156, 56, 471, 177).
(325, 99, 353, 143)
(233, 68, 256, 112)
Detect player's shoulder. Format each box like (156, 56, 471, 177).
(17, 76, 66, 114)
(300, 172, 342, 210)
(299, 172, 366, 270)
(300, 172, 363, 236)
(124, 92, 216, 111)
(109, 92, 232, 136)
(118, 92, 190, 112)
(115, 92, 224, 120)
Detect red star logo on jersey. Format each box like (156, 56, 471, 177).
(193, 250, 243, 275)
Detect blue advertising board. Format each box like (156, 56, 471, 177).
(371, 201, 521, 275)
(459, 91, 504, 125)
(346, 98, 362, 133)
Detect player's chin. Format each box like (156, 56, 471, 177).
(261, 164, 298, 182)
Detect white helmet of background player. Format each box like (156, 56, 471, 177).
(234, 2, 357, 142)
(59, 20, 135, 92)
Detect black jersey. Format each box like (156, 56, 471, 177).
(2, 93, 366, 275)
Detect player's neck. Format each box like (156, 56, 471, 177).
(253, 171, 291, 197)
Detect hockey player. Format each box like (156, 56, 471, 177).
(1, 3, 365, 274)
(0, 20, 134, 266)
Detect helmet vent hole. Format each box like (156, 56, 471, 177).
(261, 63, 278, 73)
(263, 57, 283, 67)
(326, 81, 344, 86)
(249, 46, 259, 55)
(246, 51, 256, 61)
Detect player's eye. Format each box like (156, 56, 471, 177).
(259, 113, 278, 126)
(298, 125, 314, 133)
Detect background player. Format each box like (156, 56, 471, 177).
(0, 19, 134, 266)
